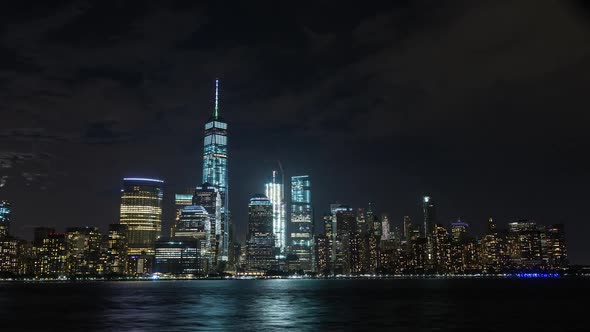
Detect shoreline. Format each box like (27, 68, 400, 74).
(2, 273, 586, 283)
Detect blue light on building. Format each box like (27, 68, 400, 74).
(290, 175, 313, 271)
(0, 200, 12, 238)
(202, 79, 229, 262)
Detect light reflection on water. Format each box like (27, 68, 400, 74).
(0, 279, 588, 331)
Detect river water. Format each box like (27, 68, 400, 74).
(0, 278, 586, 331)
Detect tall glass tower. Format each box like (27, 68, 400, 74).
(0, 200, 12, 238)
(265, 170, 286, 255)
(422, 195, 436, 237)
(119, 178, 164, 256)
(202, 79, 229, 262)
(246, 194, 275, 270)
(192, 182, 221, 266)
(290, 175, 313, 271)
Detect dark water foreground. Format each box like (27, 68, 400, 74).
(0, 278, 587, 331)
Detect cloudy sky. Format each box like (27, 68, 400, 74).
(1, 0, 589, 262)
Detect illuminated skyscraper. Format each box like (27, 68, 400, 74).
(155, 237, 202, 275)
(357, 207, 378, 274)
(246, 194, 275, 270)
(38, 233, 67, 277)
(265, 170, 286, 255)
(119, 177, 164, 256)
(403, 216, 412, 241)
(451, 219, 469, 242)
(65, 226, 102, 276)
(450, 220, 475, 273)
(202, 79, 229, 262)
(367, 203, 381, 237)
(422, 195, 436, 236)
(171, 191, 193, 236)
(0, 236, 20, 274)
(290, 175, 313, 271)
(106, 224, 128, 275)
(333, 205, 358, 274)
(546, 224, 568, 269)
(192, 182, 221, 265)
(175, 205, 211, 270)
(0, 200, 12, 238)
(380, 214, 391, 241)
(481, 218, 502, 273)
(507, 220, 544, 269)
(431, 224, 450, 273)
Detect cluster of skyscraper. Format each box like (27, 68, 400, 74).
(313, 197, 568, 276)
(242, 173, 313, 274)
(0, 81, 570, 279)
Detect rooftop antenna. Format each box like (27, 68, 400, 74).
(214, 78, 219, 119)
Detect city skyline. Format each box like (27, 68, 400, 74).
(1, 2, 588, 331)
(0, 1, 589, 265)
(0, 85, 584, 263)
(0, 79, 574, 277)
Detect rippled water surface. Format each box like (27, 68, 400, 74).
(0, 279, 587, 331)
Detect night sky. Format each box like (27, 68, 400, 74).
(1, 1, 589, 263)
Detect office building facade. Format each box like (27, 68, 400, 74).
(246, 194, 276, 271)
(0, 200, 11, 238)
(192, 182, 222, 265)
(155, 237, 202, 275)
(202, 79, 229, 262)
(290, 175, 313, 271)
(265, 170, 286, 255)
(119, 177, 164, 256)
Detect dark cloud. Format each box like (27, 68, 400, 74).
(84, 120, 135, 145)
(45, 2, 150, 47)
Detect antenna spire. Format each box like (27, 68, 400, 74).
(214, 78, 219, 119)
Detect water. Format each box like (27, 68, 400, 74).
(0, 279, 586, 331)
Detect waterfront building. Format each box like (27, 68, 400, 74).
(0, 236, 19, 275)
(154, 237, 202, 275)
(290, 175, 313, 271)
(202, 79, 229, 262)
(106, 224, 128, 275)
(330, 205, 358, 275)
(119, 177, 164, 256)
(357, 207, 378, 274)
(171, 190, 193, 237)
(65, 226, 102, 276)
(0, 200, 11, 238)
(381, 214, 391, 241)
(403, 216, 412, 241)
(431, 224, 450, 273)
(174, 205, 211, 270)
(380, 237, 400, 273)
(450, 220, 468, 273)
(451, 219, 469, 242)
(38, 233, 67, 277)
(481, 218, 501, 273)
(367, 203, 381, 238)
(408, 236, 428, 273)
(127, 254, 153, 276)
(546, 224, 568, 269)
(423, 195, 436, 236)
(246, 194, 275, 271)
(507, 220, 545, 270)
(314, 235, 330, 275)
(192, 182, 221, 266)
(265, 170, 286, 255)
